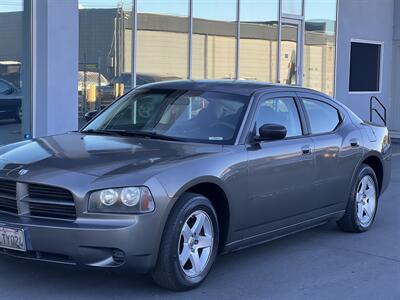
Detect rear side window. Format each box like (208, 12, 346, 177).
(302, 98, 341, 134)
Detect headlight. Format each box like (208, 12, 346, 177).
(100, 189, 119, 206)
(88, 186, 155, 213)
(121, 187, 140, 207)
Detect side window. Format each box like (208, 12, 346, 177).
(255, 97, 302, 138)
(302, 98, 341, 134)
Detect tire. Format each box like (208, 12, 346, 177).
(152, 193, 219, 291)
(337, 164, 379, 233)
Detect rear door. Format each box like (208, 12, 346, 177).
(298, 92, 361, 209)
(244, 91, 316, 231)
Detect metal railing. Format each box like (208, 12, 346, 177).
(369, 96, 387, 126)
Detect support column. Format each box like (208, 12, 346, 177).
(32, 0, 79, 138)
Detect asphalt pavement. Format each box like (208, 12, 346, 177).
(0, 149, 399, 299)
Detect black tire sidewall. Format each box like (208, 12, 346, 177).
(350, 165, 379, 231)
(160, 194, 219, 289)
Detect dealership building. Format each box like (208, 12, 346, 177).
(0, 0, 399, 145)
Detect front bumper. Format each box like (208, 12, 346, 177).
(0, 171, 173, 273)
(0, 212, 159, 273)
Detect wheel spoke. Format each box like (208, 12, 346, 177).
(191, 213, 205, 236)
(357, 202, 364, 219)
(197, 235, 213, 249)
(189, 250, 201, 274)
(181, 223, 192, 242)
(359, 177, 368, 194)
(365, 188, 375, 200)
(364, 203, 372, 218)
(356, 191, 363, 203)
(179, 246, 191, 266)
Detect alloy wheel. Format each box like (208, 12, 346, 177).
(178, 210, 214, 277)
(356, 175, 377, 227)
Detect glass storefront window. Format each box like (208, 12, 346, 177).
(240, 0, 278, 82)
(192, 0, 237, 80)
(0, 1, 30, 145)
(282, 0, 303, 15)
(303, 0, 337, 96)
(137, 0, 189, 82)
(77, 0, 337, 129)
(78, 0, 132, 128)
(280, 22, 299, 85)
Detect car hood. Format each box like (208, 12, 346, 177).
(0, 132, 223, 179)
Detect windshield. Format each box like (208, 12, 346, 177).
(82, 89, 249, 144)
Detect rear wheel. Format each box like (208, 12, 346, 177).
(337, 164, 379, 232)
(152, 193, 219, 291)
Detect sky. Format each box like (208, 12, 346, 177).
(0, 0, 337, 21)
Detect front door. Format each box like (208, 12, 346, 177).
(279, 19, 303, 86)
(243, 92, 315, 233)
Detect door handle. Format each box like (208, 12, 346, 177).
(301, 145, 312, 155)
(350, 138, 359, 148)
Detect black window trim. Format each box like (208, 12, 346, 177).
(245, 91, 309, 143)
(297, 93, 345, 137)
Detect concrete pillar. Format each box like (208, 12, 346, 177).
(32, 0, 78, 138)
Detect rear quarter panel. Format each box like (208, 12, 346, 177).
(358, 122, 392, 193)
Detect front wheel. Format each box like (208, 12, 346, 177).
(152, 193, 219, 291)
(337, 164, 379, 233)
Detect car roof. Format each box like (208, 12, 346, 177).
(136, 80, 325, 97)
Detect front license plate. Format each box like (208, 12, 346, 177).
(0, 226, 26, 252)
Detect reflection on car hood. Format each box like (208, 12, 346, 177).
(0, 132, 223, 178)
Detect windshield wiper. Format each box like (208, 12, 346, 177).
(84, 129, 183, 141)
(113, 130, 184, 142)
(82, 129, 119, 136)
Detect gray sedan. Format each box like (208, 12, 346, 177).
(0, 81, 391, 290)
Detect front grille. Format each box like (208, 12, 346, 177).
(0, 180, 17, 197)
(27, 184, 76, 220)
(0, 180, 76, 221)
(28, 184, 74, 201)
(29, 203, 76, 220)
(0, 180, 17, 214)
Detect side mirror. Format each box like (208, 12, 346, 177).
(256, 123, 287, 141)
(84, 110, 99, 122)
